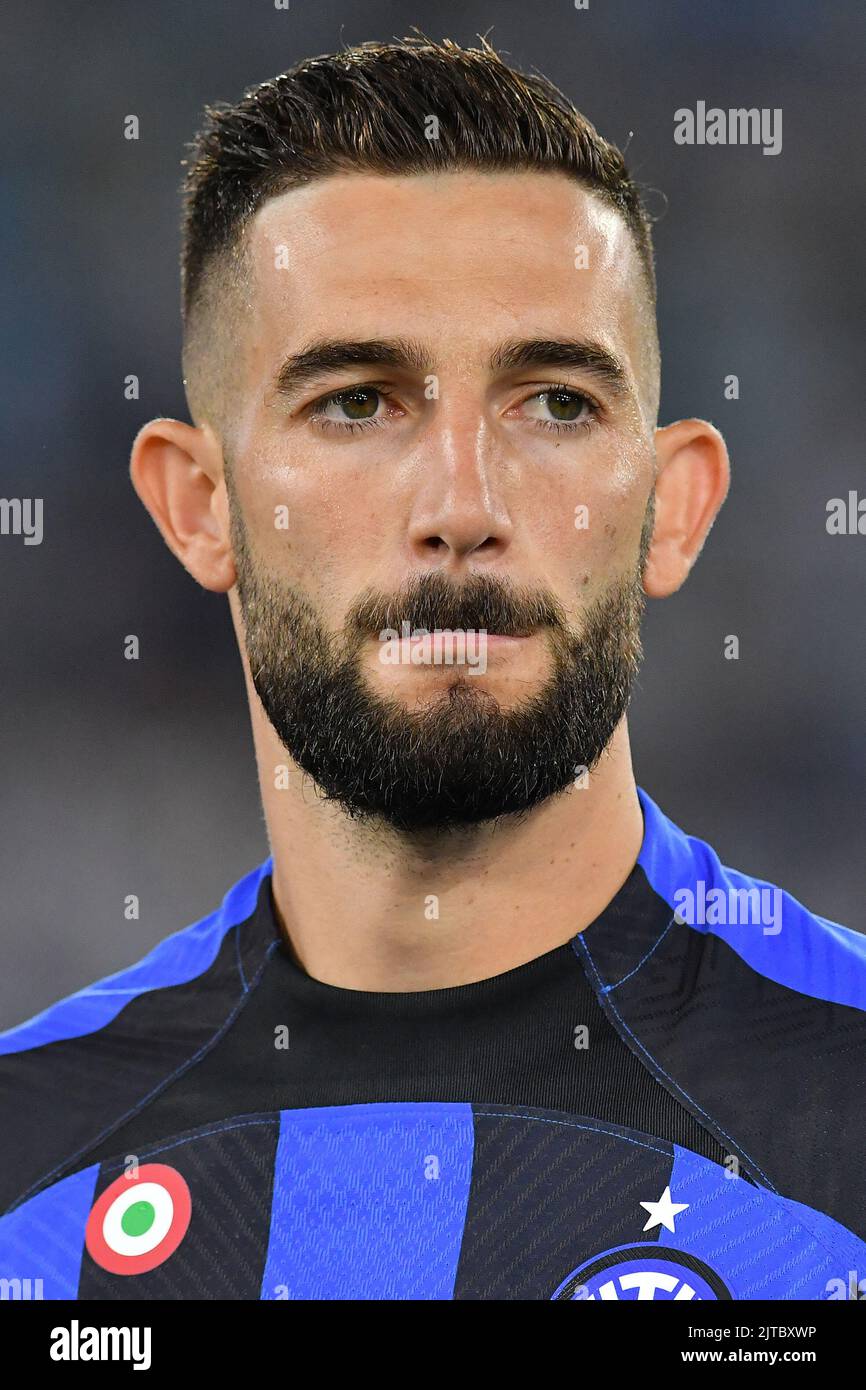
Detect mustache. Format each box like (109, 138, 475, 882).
(348, 572, 568, 639)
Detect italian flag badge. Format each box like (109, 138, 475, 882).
(85, 1163, 192, 1275)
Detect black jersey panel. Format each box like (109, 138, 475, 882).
(0, 918, 273, 1214)
(453, 1104, 673, 1299)
(76, 877, 732, 1173)
(576, 897, 866, 1237)
(76, 1114, 279, 1300)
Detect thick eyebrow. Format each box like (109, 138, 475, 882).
(271, 338, 430, 403)
(269, 334, 631, 406)
(491, 338, 630, 399)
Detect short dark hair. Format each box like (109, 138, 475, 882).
(180, 35, 658, 436)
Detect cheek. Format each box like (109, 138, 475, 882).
(232, 439, 384, 611)
(234, 451, 310, 567)
(535, 435, 652, 588)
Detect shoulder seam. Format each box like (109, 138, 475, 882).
(571, 933, 778, 1193)
(4, 937, 280, 1216)
(0, 860, 273, 1056)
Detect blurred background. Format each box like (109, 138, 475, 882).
(1, 0, 863, 1027)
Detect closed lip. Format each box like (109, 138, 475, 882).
(404, 630, 534, 641)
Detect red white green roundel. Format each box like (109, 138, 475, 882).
(85, 1163, 192, 1275)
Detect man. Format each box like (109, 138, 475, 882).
(1, 36, 864, 1303)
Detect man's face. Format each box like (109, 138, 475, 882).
(224, 171, 657, 832)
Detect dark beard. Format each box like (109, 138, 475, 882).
(231, 501, 650, 834)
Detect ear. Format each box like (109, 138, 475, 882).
(129, 417, 236, 593)
(643, 418, 730, 598)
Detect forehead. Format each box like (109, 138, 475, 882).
(244, 170, 648, 380)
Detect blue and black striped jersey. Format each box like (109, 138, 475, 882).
(1, 788, 864, 1301)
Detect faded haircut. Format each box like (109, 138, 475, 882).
(179, 34, 660, 442)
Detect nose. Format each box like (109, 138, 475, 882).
(406, 407, 514, 567)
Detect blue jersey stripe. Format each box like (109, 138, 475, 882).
(261, 1102, 474, 1299)
(662, 1145, 866, 1299)
(0, 1162, 98, 1299)
(637, 788, 866, 1012)
(0, 859, 273, 1056)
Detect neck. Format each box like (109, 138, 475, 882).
(251, 701, 644, 992)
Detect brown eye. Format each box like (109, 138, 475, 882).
(520, 388, 597, 430)
(340, 389, 379, 418)
(325, 388, 381, 421)
(542, 390, 586, 421)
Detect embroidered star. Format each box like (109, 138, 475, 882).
(640, 1185, 689, 1233)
